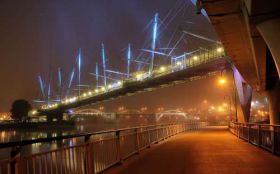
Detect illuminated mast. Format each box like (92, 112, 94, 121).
(68, 68, 75, 89)
(47, 81, 51, 106)
(96, 62, 99, 88)
(149, 13, 158, 76)
(101, 44, 107, 86)
(77, 48, 82, 95)
(38, 73, 45, 99)
(58, 67, 62, 89)
(127, 43, 131, 78)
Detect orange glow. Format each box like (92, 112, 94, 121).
(218, 77, 226, 85)
(218, 106, 224, 112)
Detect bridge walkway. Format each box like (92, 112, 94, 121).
(105, 126, 280, 174)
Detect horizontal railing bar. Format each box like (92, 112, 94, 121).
(0, 123, 180, 149)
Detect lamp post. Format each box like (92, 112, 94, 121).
(218, 67, 237, 122)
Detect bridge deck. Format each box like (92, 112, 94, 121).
(105, 127, 280, 174)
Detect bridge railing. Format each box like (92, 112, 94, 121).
(229, 122, 280, 155)
(0, 121, 205, 174)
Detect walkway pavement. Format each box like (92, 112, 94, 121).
(105, 126, 280, 174)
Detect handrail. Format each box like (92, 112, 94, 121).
(0, 122, 205, 174)
(229, 122, 280, 155)
(0, 123, 178, 149)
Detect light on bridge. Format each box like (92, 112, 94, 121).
(176, 61, 182, 66)
(217, 47, 223, 53)
(117, 81, 122, 86)
(193, 56, 198, 60)
(101, 87, 106, 91)
(160, 66, 166, 72)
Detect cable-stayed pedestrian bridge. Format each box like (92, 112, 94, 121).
(34, 44, 229, 120)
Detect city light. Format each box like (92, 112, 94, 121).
(176, 61, 182, 66)
(218, 106, 224, 112)
(160, 66, 166, 72)
(193, 56, 198, 60)
(217, 47, 223, 53)
(117, 81, 122, 86)
(218, 77, 226, 85)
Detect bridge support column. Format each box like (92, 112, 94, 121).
(257, 17, 280, 76)
(233, 67, 253, 123)
(265, 82, 280, 124)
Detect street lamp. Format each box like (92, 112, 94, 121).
(218, 67, 237, 122)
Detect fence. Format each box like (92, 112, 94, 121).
(0, 122, 205, 174)
(229, 122, 280, 155)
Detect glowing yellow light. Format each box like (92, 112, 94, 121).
(117, 81, 122, 86)
(108, 84, 112, 89)
(136, 73, 143, 79)
(101, 87, 105, 91)
(83, 93, 87, 97)
(176, 61, 182, 66)
(88, 91, 92, 95)
(217, 47, 223, 53)
(222, 103, 228, 107)
(218, 78, 226, 85)
(211, 106, 215, 110)
(193, 56, 198, 60)
(160, 66, 166, 72)
(218, 106, 224, 112)
(95, 89, 99, 93)
(31, 110, 37, 115)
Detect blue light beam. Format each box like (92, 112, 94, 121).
(68, 68, 75, 89)
(58, 67, 62, 89)
(127, 43, 131, 78)
(101, 44, 107, 86)
(38, 73, 45, 98)
(96, 62, 99, 88)
(149, 13, 159, 75)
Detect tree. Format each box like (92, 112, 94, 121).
(10, 99, 31, 121)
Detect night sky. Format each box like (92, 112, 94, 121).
(0, 0, 220, 112)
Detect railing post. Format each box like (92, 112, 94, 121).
(135, 128, 140, 154)
(272, 126, 276, 154)
(10, 146, 20, 174)
(237, 123, 239, 138)
(147, 129, 151, 148)
(84, 135, 95, 174)
(258, 125, 261, 147)
(248, 124, 250, 143)
(116, 131, 123, 164)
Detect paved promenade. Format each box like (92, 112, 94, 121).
(105, 126, 280, 174)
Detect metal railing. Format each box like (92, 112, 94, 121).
(229, 122, 280, 155)
(0, 122, 205, 174)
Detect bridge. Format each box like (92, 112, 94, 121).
(6, 1, 279, 174)
(35, 44, 229, 121)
